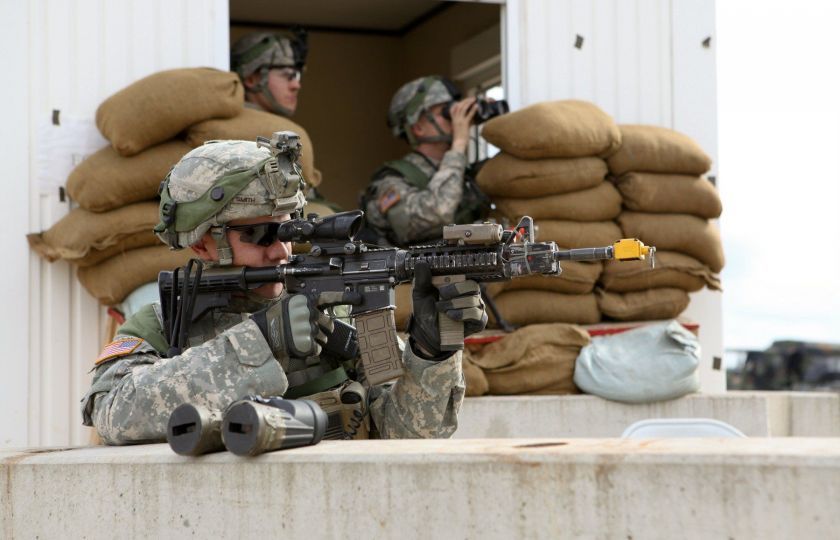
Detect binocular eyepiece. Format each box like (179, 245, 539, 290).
(442, 97, 510, 125)
(166, 397, 328, 457)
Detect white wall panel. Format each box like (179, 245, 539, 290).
(1, 0, 229, 448)
(1, 0, 33, 448)
(671, 0, 722, 392)
(508, 0, 674, 126)
(504, 0, 723, 391)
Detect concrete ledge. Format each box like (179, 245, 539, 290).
(1, 439, 839, 539)
(456, 391, 840, 438)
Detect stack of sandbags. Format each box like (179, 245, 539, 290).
(601, 125, 724, 321)
(463, 323, 591, 396)
(28, 68, 243, 305)
(477, 100, 625, 326)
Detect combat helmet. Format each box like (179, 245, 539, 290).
(155, 132, 307, 266)
(230, 30, 308, 117)
(387, 75, 461, 146)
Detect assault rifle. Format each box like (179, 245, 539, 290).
(158, 211, 654, 385)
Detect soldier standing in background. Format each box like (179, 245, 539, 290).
(81, 135, 487, 444)
(230, 31, 308, 118)
(361, 76, 480, 246)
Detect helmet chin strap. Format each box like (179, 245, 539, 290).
(408, 110, 453, 146)
(247, 67, 295, 118)
(210, 225, 235, 266)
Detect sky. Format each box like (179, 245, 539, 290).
(716, 1, 840, 350)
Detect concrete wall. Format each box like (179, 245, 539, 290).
(455, 392, 840, 438)
(2, 438, 838, 539)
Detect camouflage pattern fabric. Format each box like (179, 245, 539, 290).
(81, 298, 465, 444)
(365, 150, 467, 246)
(158, 140, 306, 250)
(231, 33, 297, 79)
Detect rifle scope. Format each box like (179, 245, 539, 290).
(275, 210, 363, 243)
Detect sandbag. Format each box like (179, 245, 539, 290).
(489, 290, 600, 326)
(471, 323, 590, 395)
(482, 100, 622, 159)
(537, 220, 623, 249)
(596, 288, 690, 321)
(600, 251, 721, 292)
(27, 201, 160, 262)
(617, 212, 725, 272)
(613, 173, 722, 218)
(493, 182, 622, 221)
(462, 350, 489, 397)
(498, 261, 602, 295)
(186, 108, 318, 187)
(76, 231, 163, 268)
(606, 125, 711, 176)
(77, 245, 193, 305)
(574, 320, 700, 403)
(476, 154, 606, 197)
(66, 140, 192, 212)
(96, 68, 243, 156)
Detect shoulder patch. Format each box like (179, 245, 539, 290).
(95, 337, 144, 365)
(378, 188, 401, 214)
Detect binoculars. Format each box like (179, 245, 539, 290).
(167, 396, 328, 457)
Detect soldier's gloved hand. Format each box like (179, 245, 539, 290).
(408, 261, 488, 360)
(250, 294, 333, 359)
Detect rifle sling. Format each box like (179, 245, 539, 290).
(284, 366, 350, 399)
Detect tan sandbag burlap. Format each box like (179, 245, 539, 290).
(67, 140, 192, 212)
(489, 290, 600, 326)
(500, 261, 603, 295)
(96, 68, 243, 157)
(494, 182, 622, 221)
(606, 125, 712, 176)
(462, 350, 489, 397)
(27, 201, 160, 262)
(186, 108, 318, 187)
(76, 231, 163, 268)
(471, 323, 589, 395)
(614, 173, 722, 218)
(596, 287, 690, 321)
(600, 251, 721, 292)
(537, 220, 623, 249)
(482, 100, 622, 159)
(77, 245, 193, 305)
(617, 212, 725, 272)
(476, 154, 607, 197)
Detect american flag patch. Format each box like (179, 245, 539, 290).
(95, 337, 143, 365)
(378, 188, 401, 214)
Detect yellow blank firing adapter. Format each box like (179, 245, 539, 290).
(613, 239, 656, 267)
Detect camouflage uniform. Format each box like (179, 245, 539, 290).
(362, 76, 468, 246)
(81, 297, 465, 444)
(364, 150, 467, 246)
(81, 135, 470, 444)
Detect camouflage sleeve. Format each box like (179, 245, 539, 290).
(369, 346, 465, 439)
(367, 150, 467, 245)
(81, 319, 288, 445)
